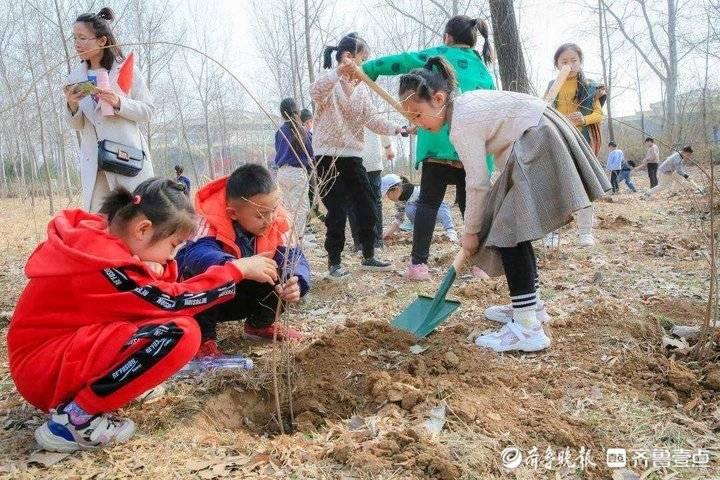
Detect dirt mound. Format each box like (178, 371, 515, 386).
(329, 427, 460, 480)
(598, 214, 638, 229)
(200, 320, 604, 478)
(203, 321, 418, 433)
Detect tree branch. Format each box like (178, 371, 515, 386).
(603, 1, 667, 81)
(636, 0, 671, 73)
(383, 0, 443, 37)
(428, 0, 452, 19)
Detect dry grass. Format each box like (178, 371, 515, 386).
(0, 168, 718, 479)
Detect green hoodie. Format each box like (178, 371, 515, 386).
(363, 45, 495, 170)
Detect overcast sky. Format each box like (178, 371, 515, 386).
(219, 0, 712, 118)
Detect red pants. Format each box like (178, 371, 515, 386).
(14, 317, 199, 414)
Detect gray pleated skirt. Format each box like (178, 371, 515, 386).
(470, 107, 612, 276)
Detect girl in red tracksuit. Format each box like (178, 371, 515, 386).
(7, 178, 279, 453)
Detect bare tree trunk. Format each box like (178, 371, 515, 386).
(39, 44, 72, 200)
(598, 1, 615, 140)
(53, 0, 72, 74)
(303, 0, 314, 86)
(289, 5, 306, 106)
(203, 101, 214, 179)
(16, 139, 26, 194)
(488, 0, 530, 93)
(169, 72, 200, 185)
(666, 0, 678, 139)
(284, 1, 299, 100)
(0, 134, 7, 197)
(634, 51, 645, 140)
(27, 55, 54, 213)
(603, 0, 679, 141)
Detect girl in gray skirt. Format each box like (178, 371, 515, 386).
(398, 57, 610, 353)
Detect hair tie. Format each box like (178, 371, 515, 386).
(133, 195, 141, 205)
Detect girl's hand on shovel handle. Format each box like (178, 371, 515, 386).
(338, 54, 361, 80)
(461, 233, 479, 256)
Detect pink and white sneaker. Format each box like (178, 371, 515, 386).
(405, 263, 431, 281)
(475, 322, 551, 353)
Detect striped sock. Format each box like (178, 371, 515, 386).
(511, 292, 538, 328)
(534, 275, 541, 305)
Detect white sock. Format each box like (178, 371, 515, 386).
(577, 206, 594, 236)
(511, 292, 539, 329)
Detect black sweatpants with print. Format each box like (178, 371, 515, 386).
(195, 280, 280, 340)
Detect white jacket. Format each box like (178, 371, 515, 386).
(362, 130, 391, 173)
(66, 59, 155, 210)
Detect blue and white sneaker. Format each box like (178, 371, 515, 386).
(399, 219, 414, 232)
(34, 407, 135, 452)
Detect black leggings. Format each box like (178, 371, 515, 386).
(411, 161, 466, 264)
(498, 241, 537, 298)
(316, 155, 378, 265)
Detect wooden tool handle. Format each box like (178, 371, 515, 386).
(452, 249, 466, 272)
(352, 63, 415, 123)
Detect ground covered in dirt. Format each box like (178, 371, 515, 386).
(0, 169, 718, 479)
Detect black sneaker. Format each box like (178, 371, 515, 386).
(361, 257, 392, 271)
(328, 264, 350, 280)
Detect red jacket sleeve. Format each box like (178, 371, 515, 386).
(101, 262, 243, 317)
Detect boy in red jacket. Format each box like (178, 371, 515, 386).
(8, 179, 278, 452)
(177, 164, 310, 355)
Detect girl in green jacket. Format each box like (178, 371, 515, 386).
(362, 15, 495, 281)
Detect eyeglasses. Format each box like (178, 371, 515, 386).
(72, 35, 97, 43)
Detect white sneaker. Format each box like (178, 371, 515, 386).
(475, 322, 550, 353)
(484, 302, 550, 324)
(35, 408, 136, 452)
(544, 232, 560, 248)
(445, 229, 459, 243)
(577, 233, 595, 247)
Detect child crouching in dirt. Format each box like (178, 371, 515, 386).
(381, 173, 458, 243)
(177, 164, 309, 355)
(397, 57, 610, 352)
(8, 178, 279, 452)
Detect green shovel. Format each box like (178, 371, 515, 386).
(392, 250, 466, 337)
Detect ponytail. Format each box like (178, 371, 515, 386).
(75, 7, 123, 71)
(100, 186, 135, 224)
(424, 57, 457, 92)
(279, 97, 305, 157)
(100, 178, 196, 242)
(323, 45, 338, 69)
(399, 56, 457, 102)
(475, 19, 493, 65)
(323, 33, 369, 69)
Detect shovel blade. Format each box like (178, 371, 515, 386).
(391, 295, 461, 337)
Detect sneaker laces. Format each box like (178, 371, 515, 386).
(83, 414, 124, 444)
(495, 322, 527, 347)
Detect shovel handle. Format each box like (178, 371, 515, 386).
(452, 249, 467, 272)
(351, 63, 416, 124)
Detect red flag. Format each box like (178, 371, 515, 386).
(117, 52, 134, 94)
